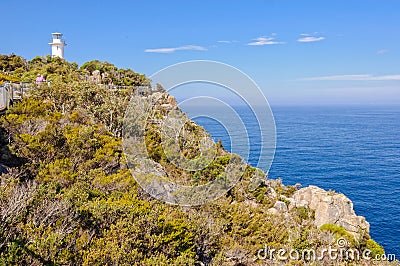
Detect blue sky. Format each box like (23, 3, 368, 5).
(1, 0, 399, 105)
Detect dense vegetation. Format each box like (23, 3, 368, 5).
(0, 54, 390, 265)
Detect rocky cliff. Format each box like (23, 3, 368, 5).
(290, 185, 370, 236)
(0, 54, 391, 265)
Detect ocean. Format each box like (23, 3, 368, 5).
(190, 105, 400, 258)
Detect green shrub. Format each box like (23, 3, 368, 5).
(320, 223, 356, 246)
(365, 239, 385, 258)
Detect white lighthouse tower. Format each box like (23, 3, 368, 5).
(49, 32, 67, 59)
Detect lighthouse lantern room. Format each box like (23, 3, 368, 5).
(49, 32, 67, 59)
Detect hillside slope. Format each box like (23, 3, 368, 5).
(0, 55, 391, 265)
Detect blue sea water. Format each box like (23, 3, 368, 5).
(191, 105, 400, 258)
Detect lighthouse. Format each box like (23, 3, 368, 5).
(49, 32, 67, 59)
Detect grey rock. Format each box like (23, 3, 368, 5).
(289, 199, 309, 210)
(267, 207, 279, 215)
(268, 187, 277, 198)
(274, 200, 288, 212)
(292, 185, 369, 237)
(281, 195, 295, 205)
(90, 70, 102, 84)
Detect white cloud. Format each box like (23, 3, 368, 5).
(247, 36, 285, 46)
(377, 49, 388, 54)
(297, 33, 325, 43)
(145, 45, 207, 53)
(217, 40, 238, 44)
(301, 74, 400, 81)
(298, 36, 325, 42)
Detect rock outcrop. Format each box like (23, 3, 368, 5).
(89, 70, 102, 84)
(274, 200, 288, 212)
(290, 185, 369, 236)
(149, 92, 178, 111)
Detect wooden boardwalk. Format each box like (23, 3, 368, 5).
(0, 82, 160, 114)
(0, 82, 31, 114)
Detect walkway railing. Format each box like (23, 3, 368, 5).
(0, 82, 31, 113)
(0, 82, 162, 114)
